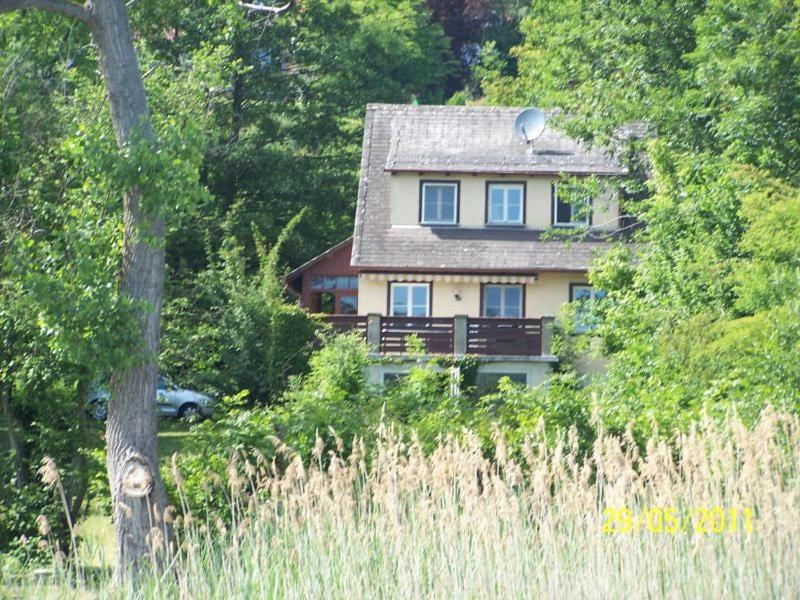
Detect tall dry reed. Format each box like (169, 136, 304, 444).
(14, 408, 800, 598)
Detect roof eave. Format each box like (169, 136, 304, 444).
(384, 167, 628, 176)
(284, 237, 353, 283)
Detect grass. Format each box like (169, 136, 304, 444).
(1, 418, 192, 578)
(0, 418, 192, 455)
(156, 419, 192, 457)
(6, 408, 800, 598)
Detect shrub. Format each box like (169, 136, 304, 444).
(477, 372, 594, 453)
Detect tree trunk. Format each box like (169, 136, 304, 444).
(86, 0, 169, 579)
(0, 379, 25, 488)
(0, 0, 169, 581)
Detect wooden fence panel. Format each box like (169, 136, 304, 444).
(466, 318, 542, 356)
(380, 316, 454, 354)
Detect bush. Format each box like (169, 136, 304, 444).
(476, 373, 594, 454)
(276, 332, 377, 459)
(170, 333, 375, 515)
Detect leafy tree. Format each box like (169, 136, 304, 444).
(160, 214, 319, 403)
(480, 0, 800, 438)
(0, 0, 233, 577)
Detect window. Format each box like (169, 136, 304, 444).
(420, 181, 459, 225)
(482, 285, 523, 318)
(552, 184, 590, 227)
(382, 372, 407, 386)
(339, 295, 358, 315)
(318, 291, 335, 314)
(310, 276, 358, 291)
(487, 182, 525, 225)
(390, 283, 430, 317)
(476, 372, 528, 394)
(570, 284, 606, 333)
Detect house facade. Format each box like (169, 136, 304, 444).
(287, 104, 629, 388)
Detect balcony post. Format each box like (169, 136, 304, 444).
(366, 313, 382, 352)
(453, 314, 468, 355)
(541, 316, 556, 356)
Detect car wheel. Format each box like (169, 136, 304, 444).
(89, 400, 108, 421)
(178, 403, 200, 422)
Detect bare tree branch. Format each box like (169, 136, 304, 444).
(238, 0, 292, 15)
(0, 0, 92, 23)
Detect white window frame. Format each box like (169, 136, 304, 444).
(482, 284, 524, 318)
(390, 283, 431, 317)
(570, 284, 604, 333)
(420, 181, 459, 225)
(487, 182, 525, 225)
(552, 183, 590, 227)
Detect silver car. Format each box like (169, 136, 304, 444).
(86, 375, 215, 421)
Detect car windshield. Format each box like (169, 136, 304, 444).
(157, 375, 170, 390)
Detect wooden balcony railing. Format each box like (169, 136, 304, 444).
(467, 318, 542, 356)
(380, 316, 455, 354)
(321, 314, 554, 357)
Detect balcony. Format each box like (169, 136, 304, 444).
(322, 314, 555, 357)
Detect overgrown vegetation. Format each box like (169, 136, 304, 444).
(2, 0, 799, 590)
(5, 409, 800, 597)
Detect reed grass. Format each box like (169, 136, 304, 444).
(8, 408, 800, 599)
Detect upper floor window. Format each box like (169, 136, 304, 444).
(552, 183, 590, 227)
(487, 182, 525, 225)
(339, 295, 358, 315)
(420, 181, 459, 225)
(482, 284, 523, 318)
(390, 282, 430, 316)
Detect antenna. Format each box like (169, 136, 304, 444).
(514, 108, 546, 153)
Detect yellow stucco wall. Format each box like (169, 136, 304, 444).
(357, 271, 589, 318)
(526, 271, 589, 317)
(388, 172, 619, 231)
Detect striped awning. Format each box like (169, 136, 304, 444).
(362, 273, 537, 284)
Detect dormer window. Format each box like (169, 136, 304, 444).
(486, 182, 525, 225)
(552, 183, 590, 227)
(420, 181, 459, 225)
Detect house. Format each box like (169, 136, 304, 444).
(286, 104, 631, 389)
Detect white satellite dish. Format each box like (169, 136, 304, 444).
(514, 108, 546, 143)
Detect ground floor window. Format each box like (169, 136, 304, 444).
(482, 284, 523, 317)
(476, 372, 528, 394)
(382, 372, 407, 386)
(309, 274, 359, 314)
(570, 284, 606, 333)
(339, 295, 358, 315)
(390, 283, 430, 317)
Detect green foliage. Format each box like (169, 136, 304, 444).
(476, 0, 800, 440)
(172, 335, 597, 515)
(0, 5, 229, 556)
(276, 332, 375, 458)
(481, 0, 800, 179)
(160, 216, 319, 404)
(166, 392, 277, 516)
(586, 158, 800, 438)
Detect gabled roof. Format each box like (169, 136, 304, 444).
(285, 237, 353, 283)
(351, 104, 626, 273)
(384, 105, 628, 175)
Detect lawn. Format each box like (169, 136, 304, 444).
(1, 418, 192, 454)
(1, 418, 194, 570)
